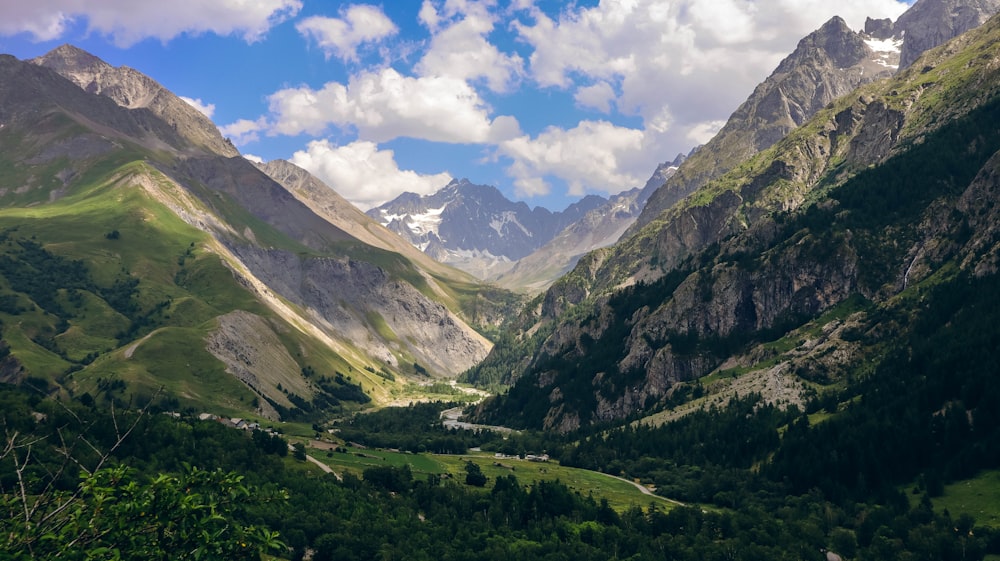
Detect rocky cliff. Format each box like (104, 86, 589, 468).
(473, 12, 1000, 431)
(634, 16, 896, 233)
(895, 0, 1000, 69)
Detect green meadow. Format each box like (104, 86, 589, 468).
(303, 443, 679, 513)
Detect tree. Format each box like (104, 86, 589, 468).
(0, 388, 285, 560)
(1, 463, 285, 560)
(464, 461, 487, 487)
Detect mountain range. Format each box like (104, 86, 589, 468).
(0, 44, 514, 420)
(1, 0, 999, 435)
(367, 155, 687, 292)
(469, 0, 1000, 431)
(369, 0, 1000, 299)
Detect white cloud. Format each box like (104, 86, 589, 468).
(574, 82, 616, 113)
(265, 67, 521, 143)
(243, 154, 265, 164)
(415, 0, 524, 93)
(498, 121, 646, 198)
(514, 0, 911, 176)
(0, 0, 302, 46)
(418, 0, 442, 31)
(179, 96, 215, 119)
(290, 140, 452, 210)
(296, 5, 397, 62)
(219, 117, 269, 146)
(687, 120, 727, 146)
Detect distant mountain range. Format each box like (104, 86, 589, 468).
(367, 154, 687, 291)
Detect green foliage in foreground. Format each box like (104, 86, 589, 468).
(0, 465, 283, 561)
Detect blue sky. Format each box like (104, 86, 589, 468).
(0, 0, 912, 211)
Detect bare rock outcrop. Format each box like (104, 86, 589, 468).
(226, 246, 491, 377)
(32, 44, 239, 158)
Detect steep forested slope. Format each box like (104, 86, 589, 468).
(473, 13, 1000, 432)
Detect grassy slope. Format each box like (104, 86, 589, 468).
(0, 154, 372, 416)
(929, 470, 1000, 529)
(0, 142, 501, 418)
(302, 444, 676, 513)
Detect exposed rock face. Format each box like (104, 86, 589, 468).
(475, 12, 1000, 431)
(895, 0, 1000, 69)
(206, 311, 308, 419)
(634, 16, 894, 232)
(865, 17, 896, 40)
(226, 246, 491, 376)
(31, 44, 239, 158)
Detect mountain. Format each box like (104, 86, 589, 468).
(470, 10, 1000, 431)
(632, 16, 899, 235)
(31, 44, 240, 159)
(895, 0, 1000, 68)
(0, 46, 504, 420)
(490, 156, 685, 292)
(635, 0, 1000, 236)
(367, 179, 606, 279)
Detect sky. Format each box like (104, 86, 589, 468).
(0, 0, 913, 212)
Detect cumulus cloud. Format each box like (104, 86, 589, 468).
(220, 0, 914, 205)
(243, 154, 265, 164)
(498, 121, 646, 198)
(415, 0, 524, 93)
(0, 0, 301, 46)
(514, 0, 911, 180)
(296, 5, 397, 62)
(219, 117, 269, 146)
(179, 96, 215, 119)
(265, 67, 521, 143)
(290, 140, 452, 210)
(574, 82, 616, 113)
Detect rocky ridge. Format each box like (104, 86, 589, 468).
(368, 179, 606, 280)
(32, 44, 239, 158)
(472, 10, 1000, 431)
(0, 46, 500, 416)
(633, 16, 897, 234)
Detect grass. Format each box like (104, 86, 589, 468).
(304, 444, 678, 513)
(929, 470, 1000, 528)
(69, 325, 258, 415)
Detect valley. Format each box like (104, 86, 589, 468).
(3, 0, 1000, 559)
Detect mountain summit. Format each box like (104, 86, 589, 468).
(634, 15, 897, 233)
(368, 179, 605, 279)
(32, 44, 239, 158)
(470, 6, 1000, 431)
(0, 45, 503, 418)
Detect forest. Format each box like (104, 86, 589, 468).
(3, 377, 999, 560)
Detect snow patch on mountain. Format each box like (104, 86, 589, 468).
(377, 204, 448, 238)
(490, 211, 532, 237)
(865, 36, 903, 68)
